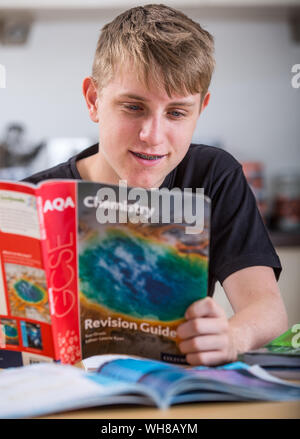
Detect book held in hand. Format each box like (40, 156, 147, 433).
(0, 179, 209, 368)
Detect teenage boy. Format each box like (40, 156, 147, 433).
(23, 4, 288, 366)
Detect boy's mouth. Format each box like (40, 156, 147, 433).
(130, 151, 166, 161)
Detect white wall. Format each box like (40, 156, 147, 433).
(194, 17, 300, 189)
(214, 247, 300, 328)
(0, 9, 299, 188)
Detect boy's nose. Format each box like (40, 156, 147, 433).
(139, 116, 164, 147)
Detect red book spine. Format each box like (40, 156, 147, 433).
(37, 181, 81, 364)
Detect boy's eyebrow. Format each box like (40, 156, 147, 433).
(117, 93, 197, 107)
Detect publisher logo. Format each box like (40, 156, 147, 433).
(43, 196, 75, 213)
(291, 64, 300, 89)
(291, 323, 300, 348)
(0, 64, 6, 89)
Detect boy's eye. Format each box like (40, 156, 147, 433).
(123, 104, 185, 119)
(168, 110, 185, 118)
(125, 104, 142, 111)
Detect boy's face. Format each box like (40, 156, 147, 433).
(83, 65, 209, 188)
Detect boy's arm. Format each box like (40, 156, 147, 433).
(177, 266, 288, 366)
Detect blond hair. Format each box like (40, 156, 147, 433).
(92, 4, 215, 98)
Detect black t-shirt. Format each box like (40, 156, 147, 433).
(23, 143, 282, 296)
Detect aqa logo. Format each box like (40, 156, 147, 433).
(43, 196, 75, 213)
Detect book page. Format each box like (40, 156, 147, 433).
(0, 362, 152, 418)
(0, 189, 40, 239)
(0, 181, 54, 367)
(0, 363, 121, 418)
(82, 353, 144, 371)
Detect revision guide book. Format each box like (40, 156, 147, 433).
(1, 356, 300, 418)
(0, 179, 210, 368)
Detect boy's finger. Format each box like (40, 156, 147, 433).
(177, 317, 228, 339)
(179, 334, 227, 354)
(185, 297, 225, 319)
(185, 350, 226, 367)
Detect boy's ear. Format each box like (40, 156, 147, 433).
(82, 77, 99, 123)
(199, 91, 210, 114)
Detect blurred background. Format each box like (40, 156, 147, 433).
(0, 0, 299, 326)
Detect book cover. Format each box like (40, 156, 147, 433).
(77, 182, 210, 364)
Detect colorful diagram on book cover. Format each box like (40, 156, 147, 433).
(4, 263, 50, 323)
(0, 318, 19, 347)
(14, 279, 46, 304)
(79, 225, 208, 322)
(78, 223, 208, 360)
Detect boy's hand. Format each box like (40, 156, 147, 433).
(177, 297, 237, 366)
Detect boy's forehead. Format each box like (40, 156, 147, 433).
(103, 62, 201, 104)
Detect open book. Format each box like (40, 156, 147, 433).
(0, 355, 300, 418)
(0, 179, 209, 367)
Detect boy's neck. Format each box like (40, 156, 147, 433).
(76, 154, 116, 184)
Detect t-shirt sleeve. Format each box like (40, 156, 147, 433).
(209, 165, 282, 285)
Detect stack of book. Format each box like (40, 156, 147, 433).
(239, 325, 300, 379)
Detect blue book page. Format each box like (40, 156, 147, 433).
(1, 359, 300, 418)
(94, 357, 300, 403)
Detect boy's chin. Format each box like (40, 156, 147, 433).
(126, 177, 162, 189)
(121, 173, 163, 189)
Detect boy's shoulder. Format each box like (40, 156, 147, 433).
(22, 162, 76, 185)
(186, 143, 241, 171)
(22, 144, 98, 185)
(169, 143, 242, 192)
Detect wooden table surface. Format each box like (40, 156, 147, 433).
(41, 399, 300, 419)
